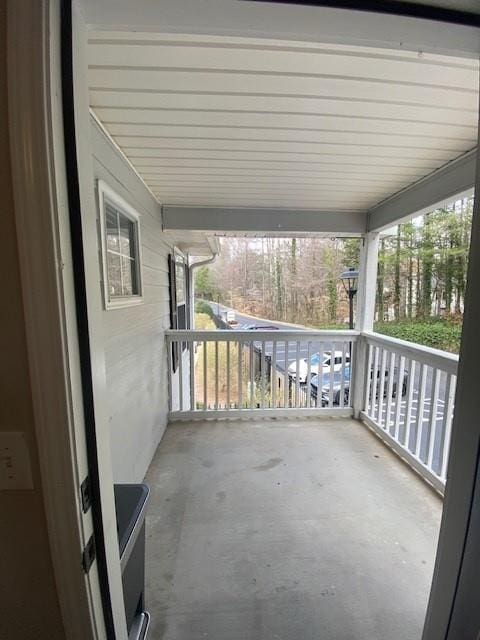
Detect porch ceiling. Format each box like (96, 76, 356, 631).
(87, 30, 478, 219)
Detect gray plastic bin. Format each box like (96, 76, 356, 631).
(114, 483, 150, 639)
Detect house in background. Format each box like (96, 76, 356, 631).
(3, 2, 480, 639)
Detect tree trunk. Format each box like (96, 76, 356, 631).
(421, 213, 433, 318)
(394, 226, 401, 320)
(377, 238, 385, 322)
(290, 238, 298, 322)
(407, 254, 413, 319)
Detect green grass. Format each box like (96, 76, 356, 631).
(313, 322, 349, 331)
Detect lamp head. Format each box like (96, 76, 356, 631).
(340, 267, 359, 296)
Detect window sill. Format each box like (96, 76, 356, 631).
(105, 296, 144, 311)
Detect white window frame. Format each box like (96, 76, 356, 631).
(97, 180, 143, 310)
(174, 247, 187, 306)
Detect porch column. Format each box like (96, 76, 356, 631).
(352, 232, 379, 418)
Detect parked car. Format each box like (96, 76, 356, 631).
(226, 310, 237, 325)
(289, 349, 351, 383)
(310, 365, 408, 406)
(310, 368, 352, 406)
(243, 324, 279, 330)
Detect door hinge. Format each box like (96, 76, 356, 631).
(80, 475, 92, 513)
(82, 535, 96, 574)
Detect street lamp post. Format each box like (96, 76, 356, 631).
(340, 267, 359, 330)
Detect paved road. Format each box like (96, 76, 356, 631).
(203, 300, 334, 366)
(200, 300, 450, 474)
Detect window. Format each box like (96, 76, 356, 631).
(175, 252, 186, 305)
(98, 181, 142, 309)
(169, 248, 190, 371)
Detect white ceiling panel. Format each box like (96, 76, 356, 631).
(94, 108, 475, 140)
(90, 92, 478, 127)
(88, 32, 478, 214)
(89, 69, 477, 111)
(106, 137, 468, 160)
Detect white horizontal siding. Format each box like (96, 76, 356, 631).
(91, 116, 174, 483)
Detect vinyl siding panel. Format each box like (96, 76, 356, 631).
(91, 116, 173, 483)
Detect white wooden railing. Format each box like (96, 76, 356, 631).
(359, 331, 458, 493)
(166, 328, 458, 493)
(166, 329, 358, 419)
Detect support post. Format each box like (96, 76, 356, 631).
(352, 232, 379, 418)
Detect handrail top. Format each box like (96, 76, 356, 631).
(166, 329, 360, 340)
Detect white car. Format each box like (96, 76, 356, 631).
(226, 310, 237, 325)
(288, 350, 351, 383)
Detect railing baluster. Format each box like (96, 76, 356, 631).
(214, 341, 219, 410)
(370, 346, 380, 418)
(179, 340, 184, 412)
(364, 343, 373, 414)
(404, 359, 416, 449)
(238, 340, 243, 409)
(385, 351, 396, 432)
(377, 348, 387, 426)
(295, 341, 300, 408)
(226, 341, 230, 410)
(347, 340, 355, 408)
(189, 339, 195, 411)
(316, 341, 323, 408)
(272, 339, 277, 409)
(167, 337, 173, 413)
(306, 342, 312, 408)
(284, 340, 289, 408)
(341, 341, 348, 407)
(440, 373, 456, 481)
(414, 363, 428, 458)
(203, 340, 207, 410)
(393, 355, 406, 441)
(261, 341, 266, 409)
(328, 342, 335, 408)
(426, 367, 441, 468)
(250, 340, 254, 409)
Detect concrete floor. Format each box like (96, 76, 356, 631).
(144, 418, 442, 640)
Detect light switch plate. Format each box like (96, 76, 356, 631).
(0, 432, 34, 490)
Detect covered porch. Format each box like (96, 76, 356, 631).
(18, 3, 478, 639)
(82, 8, 472, 638)
(7, 1, 480, 639)
(144, 417, 441, 640)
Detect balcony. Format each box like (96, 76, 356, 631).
(140, 328, 458, 638)
(166, 328, 457, 493)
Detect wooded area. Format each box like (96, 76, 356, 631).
(195, 197, 473, 350)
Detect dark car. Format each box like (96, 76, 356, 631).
(243, 324, 279, 330)
(310, 368, 352, 406)
(310, 366, 408, 406)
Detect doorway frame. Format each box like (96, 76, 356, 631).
(7, 0, 118, 637)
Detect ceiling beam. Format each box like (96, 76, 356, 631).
(367, 148, 476, 232)
(82, 1, 480, 59)
(163, 206, 367, 236)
